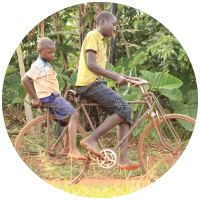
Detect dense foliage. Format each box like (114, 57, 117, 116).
(2, 3, 198, 127)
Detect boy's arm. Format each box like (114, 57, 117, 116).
(87, 50, 128, 86)
(105, 63, 141, 82)
(22, 75, 42, 108)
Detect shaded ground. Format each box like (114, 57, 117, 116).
(4, 106, 184, 188)
(7, 128, 178, 186)
(3, 107, 26, 130)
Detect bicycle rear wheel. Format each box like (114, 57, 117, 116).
(15, 114, 90, 184)
(138, 114, 196, 182)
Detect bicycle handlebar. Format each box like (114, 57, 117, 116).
(127, 79, 151, 88)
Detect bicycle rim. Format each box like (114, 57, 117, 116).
(14, 114, 90, 184)
(138, 114, 196, 182)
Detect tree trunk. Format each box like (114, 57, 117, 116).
(94, 2, 104, 28)
(89, 17, 93, 31)
(16, 44, 33, 124)
(28, 27, 36, 40)
(37, 20, 46, 132)
(63, 64, 79, 99)
(77, 4, 85, 51)
(77, 4, 90, 131)
(85, 3, 94, 31)
(109, 3, 118, 66)
(63, 84, 71, 99)
(52, 12, 68, 69)
(38, 20, 44, 38)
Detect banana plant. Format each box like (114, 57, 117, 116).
(139, 69, 198, 127)
(169, 90, 197, 131)
(2, 74, 27, 107)
(105, 60, 197, 122)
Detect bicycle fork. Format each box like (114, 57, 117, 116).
(145, 94, 178, 154)
(150, 111, 173, 152)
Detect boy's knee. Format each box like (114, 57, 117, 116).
(116, 105, 132, 120)
(119, 103, 132, 119)
(71, 111, 79, 119)
(126, 104, 132, 117)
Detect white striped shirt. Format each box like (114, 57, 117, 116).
(25, 57, 60, 99)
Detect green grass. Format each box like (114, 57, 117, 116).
(50, 180, 146, 198)
(10, 118, 192, 193)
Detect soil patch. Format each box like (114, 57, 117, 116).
(3, 106, 26, 130)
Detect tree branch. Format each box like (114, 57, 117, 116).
(52, 12, 68, 69)
(117, 23, 130, 58)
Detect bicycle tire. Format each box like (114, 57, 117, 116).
(15, 114, 91, 185)
(138, 114, 196, 182)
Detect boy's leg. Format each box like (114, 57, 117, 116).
(81, 111, 140, 168)
(62, 128, 70, 153)
(117, 123, 140, 170)
(80, 113, 125, 158)
(78, 80, 124, 152)
(41, 93, 87, 160)
(79, 78, 140, 168)
(67, 111, 87, 160)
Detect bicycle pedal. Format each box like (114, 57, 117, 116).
(85, 146, 93, 153)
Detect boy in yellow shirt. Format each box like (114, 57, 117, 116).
(76, 11, 140, 170)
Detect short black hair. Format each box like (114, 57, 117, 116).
(95, 11, 116, 26)
(37, 37, 55, 50)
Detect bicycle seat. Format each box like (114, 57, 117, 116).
(67, 90, 78, 102)
(67, 90, 93, 103)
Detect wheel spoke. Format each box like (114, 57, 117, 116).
(138, 114, 195, 182)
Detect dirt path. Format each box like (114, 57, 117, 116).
(44, 177, 152, 187)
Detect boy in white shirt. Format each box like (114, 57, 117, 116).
(22, 37, 87, 160)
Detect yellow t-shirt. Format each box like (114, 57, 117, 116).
(75, 29, 107, 86)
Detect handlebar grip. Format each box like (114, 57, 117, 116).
(129, 79, 150, 86)
(128, 80, 151, 92)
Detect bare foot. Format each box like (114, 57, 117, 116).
(68, 151, 88, 160)
(117, 159, 140, 170)
(80, 137, 104, 159)
(62, 148, 70, 154)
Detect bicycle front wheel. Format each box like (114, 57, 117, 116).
(15, 114, 90, 184)
(138, 114, 196, 182)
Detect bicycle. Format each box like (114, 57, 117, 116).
(14, 79, 196, 184)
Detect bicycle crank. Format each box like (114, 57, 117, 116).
(97, 149, 117, 169)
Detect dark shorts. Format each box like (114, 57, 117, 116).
(40, 93, 76, 120)
(77, 78, 132, 127)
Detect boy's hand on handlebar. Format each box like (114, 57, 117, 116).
(116, 76, 128, 86)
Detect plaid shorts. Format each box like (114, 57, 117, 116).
(40, 93, 76, 120)
(77, 78, 132, 127)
